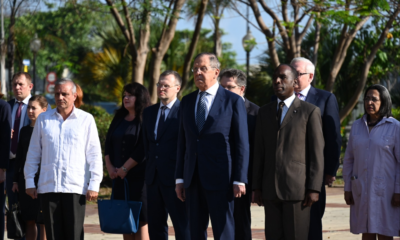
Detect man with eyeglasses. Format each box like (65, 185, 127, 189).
(290, 57, 341, 240)
(219, 68, 259, 240)
(175, 53, 249, 239)
(142, 70, 189, 240)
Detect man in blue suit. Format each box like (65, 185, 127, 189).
(0, 92, 11, 240)
(290, 57, 342, 240)
(175, 53, 249, 240)
(143, 70, 189, 240)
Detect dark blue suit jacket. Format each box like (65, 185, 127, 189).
(143, 100, 180, 187)
(0, 100, 11, 169)
(175, 86, 249, 191)
(271, 86, 341, 176)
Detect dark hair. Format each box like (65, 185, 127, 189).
(12, 72, 32, 83)
(219, 68, 247, 87)
(29, 95, 48, 109)
(194, 52, 221, 69)
(115, 83, 151, 121)
(364, 84, 392, 118)
(75, 83, 84, 108)
(159, 70, 182, 86)
(274, 64, 298, 80)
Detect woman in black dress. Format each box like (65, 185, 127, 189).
(12, 95, 47, 240)
(105, 83, 150, 240)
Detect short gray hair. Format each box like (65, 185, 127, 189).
(219, 68, 247, 87)
(290, 57, 315, 77)
(194, 52, 221, 69)
(55, 78, 77, 94)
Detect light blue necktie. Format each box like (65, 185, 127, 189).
(196, 92, 207, 132)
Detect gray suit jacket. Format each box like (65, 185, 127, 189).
(253, 97, 324, 201)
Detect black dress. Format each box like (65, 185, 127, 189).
(105, 117, 147, 222)
(14, 125, 41, 222)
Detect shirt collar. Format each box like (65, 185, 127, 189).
(160, 97, 177, 109)
(15, 94, 32, 105)
(298, 84, 311, 97)
(199, 81, 219, 96)
(53, 106, 79, 119)
(362, 115, 395, 126)
(277, 94, 296, 109)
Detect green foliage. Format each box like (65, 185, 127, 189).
(392, 107, 400, 121)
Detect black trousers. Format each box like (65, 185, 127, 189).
(233, 183, 252, 240)
(40, 193, 86, 240)
(308, 183, 326, 240)
(263, 199, 310, 240)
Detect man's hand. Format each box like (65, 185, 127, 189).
(303, 190, 319, 207)
(344, 191, 354, 205)
(26, 188, 38, 199)
(0, 169, 5, 184)
(86, 190, 98, 202)
(233, 184, 246, 198)
(391, 193, 400, 207)
(175, 183, 185, 202)
(12, 183, 19, 192)
(325, 174, 336, 186)
(116, 167, 127, 179)
(11, 129, 14, 139)
(252, 189, 263, 206)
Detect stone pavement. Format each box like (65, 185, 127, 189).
(7, 187, 399, 239)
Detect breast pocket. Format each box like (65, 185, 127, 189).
(381, 135, 394, 149)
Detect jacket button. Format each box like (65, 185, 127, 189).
(156, 156, 158, 159)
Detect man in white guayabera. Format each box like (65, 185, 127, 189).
(24, 78, 103, 240)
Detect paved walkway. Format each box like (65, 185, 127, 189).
(6, 187, 399, 239)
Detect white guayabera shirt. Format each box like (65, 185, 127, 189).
(24, 107, 103, 195)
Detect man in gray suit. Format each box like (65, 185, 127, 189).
(252, 64, 324, 240)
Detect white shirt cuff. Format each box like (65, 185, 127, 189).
(25, 178, 36, 189)
(233, 181, 245, 186)
(176, 179, 184, 184)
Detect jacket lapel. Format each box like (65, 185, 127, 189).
(305, 86, 319, 105)
(150, 103, 160, 140)
(157, 100, 180, 140)
(188, 91, 200, 136)
(200, 86, 225, 135)
(280, 97, 301, 130)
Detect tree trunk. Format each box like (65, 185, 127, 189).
(339, 4, 400, 122)
(7, 15, 15, 99)
(147, 0, 185, 103)
(312, 19, 321, 67)
(180, 0, 208, 94)
(213, 18, 222, 58)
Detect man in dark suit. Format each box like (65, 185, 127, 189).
(290, 57, 342, 240)
(219, 68, 259, 240)
(0, 92, 11, 240)
(253, 64, 324, 240)
(143, 70, 189, 240)
(175, 53, 249, 240)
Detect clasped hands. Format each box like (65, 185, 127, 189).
(175, 183, 246, 202)
(106, 165, 127, 179)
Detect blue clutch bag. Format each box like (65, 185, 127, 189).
(98, 178, 142, 234)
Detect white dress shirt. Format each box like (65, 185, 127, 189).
(277, 94, 296, 124)
(177, 82, 244, 186)
(154, 98, 177, 139)
(10, 95, 31, 159)
(24, 107, 103, 195)
(295, 84, 311, 101)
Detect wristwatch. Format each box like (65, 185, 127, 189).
(121, 166, 128, 173)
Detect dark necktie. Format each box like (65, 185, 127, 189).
(157, 106, 167, 140)
(277, 101, 285, 128)
(11, 102, 23, 154)
(196, 92, 207, 132)
(295, 92, 301, 98)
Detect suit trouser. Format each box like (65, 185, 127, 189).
(186, 169, 235, 240)
(147, 174, 189, 240)
(40, 193, 86, 240)
(233, 183, 252, 240)
(263, 199, 310, 240)
(308, 183, 326, 240)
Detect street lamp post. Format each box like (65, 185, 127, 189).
(30, 33, 41, 94)
(242, 6, 255, 77)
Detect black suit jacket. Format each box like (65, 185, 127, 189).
(271, 86, 341, 176)
(0, 100, 11, 169)
(244, 98, 259, 186)
(142, 100, 180, 186)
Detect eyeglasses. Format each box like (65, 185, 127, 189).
(364, 97, 380, 103)
(223, 85, 239, 90)
(191, 66, 215, 73)
(156, 83, 178, 89)
(298, 72, 310, 76)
